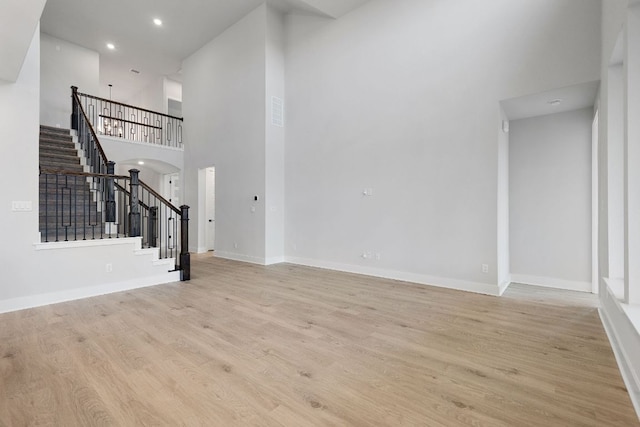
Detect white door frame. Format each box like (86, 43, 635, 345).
(197, 166, 215, 253)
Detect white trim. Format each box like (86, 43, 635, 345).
(592, 109, 599, 294)
(265, 256, 285, 265)
(285, 256, 503, 296)
(0, 271, 181, 314)
(34, 237, 143, 251)
(510, 274, 591, 292)
(214, 251, 266, 265)
(599, 304, 640, 420)
(196, 247, 209, 254)
(498, 277, 512, 296)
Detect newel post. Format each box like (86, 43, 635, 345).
(71, 86, 79, 131)
(105, 161, 116, 223)
(180, 205, 190, 281)
(129, 169, 141, 237)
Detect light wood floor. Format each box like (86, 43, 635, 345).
(1, 255, 638, 426)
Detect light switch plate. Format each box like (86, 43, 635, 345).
(12, 201, 32, 212)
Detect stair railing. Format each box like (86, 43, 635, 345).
(73, 87, 183, 149)
(55, 86, 191, 281)
(41, 168, 191, 281)
(71, 86, 109, 175)
(40, 169, 130, 242)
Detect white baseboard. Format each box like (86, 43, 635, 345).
(285, 256, 502, 296)
(265, 256, 285, 265)
(214, 251, 267, 266)
(498, 277, 512, 296)
(0, 271, 181, 314)
(599, 296, 640, 420)
(511, 274, 591, 292)
(34, 236, 142, 251)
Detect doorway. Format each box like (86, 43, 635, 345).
(163, 173, 180, 206)
(204, 167, 215, 252)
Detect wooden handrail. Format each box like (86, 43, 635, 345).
(139, 180, 182, 215)
(40, 168, 129, 180)
(72, 87, 109, 167)
(40, 169, 179, 220)
(99, 114, 162, 130)
(78, 91, 184, 122)
(114, 181, 152, 212)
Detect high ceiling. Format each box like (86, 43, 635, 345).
(39, 0, 369, 99)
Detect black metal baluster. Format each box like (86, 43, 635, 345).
(180, 205, 190, 280)
(149, 206, 158, 247)
(44, 174, 49, 242)
(55, 174, 59, 242)
(129, 169, 141, 237)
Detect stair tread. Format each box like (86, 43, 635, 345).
(39, 145, 77, 152)
(40, 125, 71, 132)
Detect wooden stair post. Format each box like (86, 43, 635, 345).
(70, 86, 78, 131)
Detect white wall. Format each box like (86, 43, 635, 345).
(183, 4, 267, 262)
(509, 108, 593, 291)
(0, 26, 42, 289)
(124, 76, 164, 113)
(40, 33, 99, 128)
(284, 0, 600, 293)
(123, 77, 182, 116)
(164, 78, 182, 105)
(100, 135, 184, 174)
(265, 6, 286, 264)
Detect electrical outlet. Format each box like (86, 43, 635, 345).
(482, 264, 489, 273)
(375, 253, 381, 261)
(234, 242, 238, 249)
(106, 263, 113, 273)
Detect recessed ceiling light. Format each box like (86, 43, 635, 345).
(153, 18, 162, 26)
(138, 161, 145, 165)
(548, 99, 562, 106)
(106, 43, 115, 50)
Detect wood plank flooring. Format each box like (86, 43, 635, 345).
(0, 254, 638, 426)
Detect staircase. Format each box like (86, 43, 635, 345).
(39, 125, 82, 172)
(39, 125, 104, 241)
(36, 86, 191, 281)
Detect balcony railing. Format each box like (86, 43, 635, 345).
(72, 87, 183, 149)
